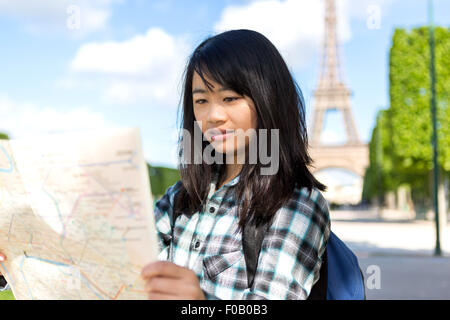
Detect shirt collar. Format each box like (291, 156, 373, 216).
(204, 170, 240, 206)
(210, 169, 241, 192)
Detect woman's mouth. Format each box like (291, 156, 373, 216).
(211, 132, 233, 141)
(210, 130, 234, 141)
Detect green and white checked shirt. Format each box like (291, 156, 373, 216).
(154, 172, 331, 300)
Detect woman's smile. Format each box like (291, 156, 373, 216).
(211, 130, 234, 141)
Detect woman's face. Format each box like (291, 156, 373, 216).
(192, 71, 258, 157)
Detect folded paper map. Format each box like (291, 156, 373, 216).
(0, 128, 158, 299)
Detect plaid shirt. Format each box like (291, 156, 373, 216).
(154, 172, 331, 300)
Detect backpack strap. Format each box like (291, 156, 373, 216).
(0, 275, 7, 289)
(169, 188, 186, 260)
(307, 247, 328, 300)
(242, 218, 328, 299)
(172, 190, 181, 226)
(242, 219, 267, 288)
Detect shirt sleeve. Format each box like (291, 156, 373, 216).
(240, 187, 331, 300)
(153, 180, 183, 261)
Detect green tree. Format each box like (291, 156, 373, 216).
(363, 26, 450, 204)
(148, 164, 180, 200)
(362, 109, 397, 201)
(0, 132, 9, 140)
(389, 27, 449, 173)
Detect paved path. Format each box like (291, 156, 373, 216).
(330, 209, 450, 299)
(358, 255, 450, 299)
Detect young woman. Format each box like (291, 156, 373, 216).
(0, 29, 331, 301)
(0, 29, 331, 300)
(139, 29, 331, 300)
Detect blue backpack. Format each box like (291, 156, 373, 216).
(243, 223, 366, 300)
(324, 232, 366, 300)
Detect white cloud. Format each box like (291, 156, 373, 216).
(62, 0, 399, 106)
(68, 27, 191, 105)
(214, 0, 398, 71)
(71, 28, 185, 75)
(0, 94, 112, 139)
(0, 0, 119, 35)
(214, 0, 333, 71)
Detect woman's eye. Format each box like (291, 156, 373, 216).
(195, 99, 207, 104)
(224, 97, 239, 102)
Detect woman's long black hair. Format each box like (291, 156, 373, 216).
(174, 29, 325, 229)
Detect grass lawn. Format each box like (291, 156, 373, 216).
(0, 290, 15, 300)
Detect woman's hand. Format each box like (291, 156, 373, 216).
(141, 261, 206, 300)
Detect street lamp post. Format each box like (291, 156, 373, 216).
(428, 0, 441, 256)
(376, 111, 383, 217)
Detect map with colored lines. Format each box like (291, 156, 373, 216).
(0, 128, 158, 299)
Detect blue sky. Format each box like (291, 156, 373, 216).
(0, 0, 449, 170)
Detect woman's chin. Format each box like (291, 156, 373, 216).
(213, 147, 235, 156)
(212, 145, 248, 161)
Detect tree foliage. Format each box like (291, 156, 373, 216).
(363, 26, 450, 201)
(389, 27, 449, 171)
(148, 164, 180, 199)
(0, 132, 9, 140)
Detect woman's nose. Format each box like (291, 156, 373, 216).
(207, 102, 227, 123)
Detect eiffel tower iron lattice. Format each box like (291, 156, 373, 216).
(309, 0, 368, 179)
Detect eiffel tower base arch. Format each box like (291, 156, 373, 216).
(308, 143, 369, 178)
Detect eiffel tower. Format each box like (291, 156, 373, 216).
(309, 0, 368, 179)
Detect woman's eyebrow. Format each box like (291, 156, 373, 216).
(219, 86, 234, 92)
(192, 88, 207, 94)
(192, 86, 234, 94)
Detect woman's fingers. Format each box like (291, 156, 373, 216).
(145, 276, 193, 297)
(141, 261, 191, 280)
(141, 261, 206, 300)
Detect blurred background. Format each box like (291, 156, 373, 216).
(0, 0, 449, 300)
